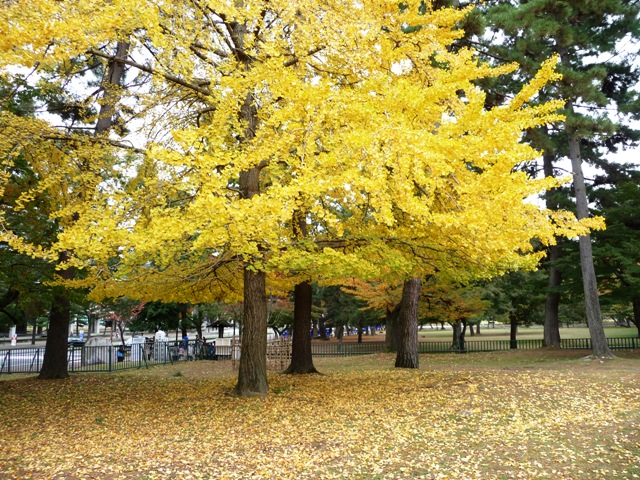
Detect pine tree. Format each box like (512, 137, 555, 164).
(482, 0, 640, 356)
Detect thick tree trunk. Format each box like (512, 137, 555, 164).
(284, 281, 318, 374)
(476, 323, 480, 335)
(509, 314, 518, 350)
(567, 133, 613, 358)
(39, 289, 70, 379)
(95, 41, 129, 134)
(357, 316, 363, 343)
(234, 267, 268, 395)
(451, 321, 461, 352)
(228, 31, 269, 389)
(234, 144, 268, 393)
(543, 152, 562, 347)
(632, 298, 640, 338)
(384, 305, 399, 353)
(395, 277, 420, 369)
(544, 244, 562, 347)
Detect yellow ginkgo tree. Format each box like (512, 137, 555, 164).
(0, 0, 602, 393)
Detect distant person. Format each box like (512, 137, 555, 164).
(117, 346, 125, 363)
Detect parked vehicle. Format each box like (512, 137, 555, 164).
(67, 337, 85, 347)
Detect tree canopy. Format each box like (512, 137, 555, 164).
(0, 0, 611, 391)
(1, 1, 600, 295)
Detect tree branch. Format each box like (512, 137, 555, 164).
(42, 134, 146, 154)
(86, 48, 212, 96)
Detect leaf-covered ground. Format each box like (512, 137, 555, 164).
(1, 351, 639, 479)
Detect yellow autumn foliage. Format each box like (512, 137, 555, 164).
(0, 0, 604, 302)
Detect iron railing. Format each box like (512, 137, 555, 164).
(1, 336, 637, 374)
(0, 343, 170, 375)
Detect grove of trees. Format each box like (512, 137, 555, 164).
(1, 0, 638, 394)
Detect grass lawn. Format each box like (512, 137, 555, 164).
(1, 350, 639, 479)
(418, 325, 639, 342)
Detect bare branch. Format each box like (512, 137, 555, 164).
(42, 134, 146, 154)
(87, 48, 212, 96)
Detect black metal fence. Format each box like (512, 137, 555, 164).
(0, 343, 174, 375)
(0, 339, 235, 375)
(310, 336, 640, 357)
(1, 336, 638, 374)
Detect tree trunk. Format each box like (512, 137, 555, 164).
(468, 322, 475, 337)
(234, 267, 268, 395)
(451, 321, 461, 352)
(0, 288, 19, 312)
(543, 151, 562, 347)
(395, 277, 420, 369)
(632, 298, 640, 338)
(384, 305, 399, 353)
(509, 314, 518, 349)
(39, 289, 70, 379)
(460, 319, 467, 353)
(318, 315, 327, 340)
(336, 324, 344, 342)
(567, 132, 613, 357)
(357, 316, 363, 344)
(475, 323, 480, 335)
(234, 155, 268, 394)
(284, 281, 318, 374)
(31, 319, 37, 346)
(544, 244, 562, 347)
(94, 41, 129, 134)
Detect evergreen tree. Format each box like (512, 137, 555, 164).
(482, 0, 640, 356)
(561, 166, 640, 336)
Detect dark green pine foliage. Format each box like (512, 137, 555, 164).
(130, 301, 187, 334)
(555, 167, 640, 337)
(480, 0, 640, 356)
(0, 77, 58, 334)
(589, 168, 640, 337)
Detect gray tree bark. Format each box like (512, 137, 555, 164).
(395, 278, 420, 369)
(284, 281, 318, 374)
(632, 298, 640, 339)
(543, 152, 562, 347)
(384, 306, 399, 353)
(234, 266, 268, 395)
(567, 132, 613, 358)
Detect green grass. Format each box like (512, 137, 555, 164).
(418, 325, 638, 342)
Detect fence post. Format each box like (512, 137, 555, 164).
(108, 346, 112, 373)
